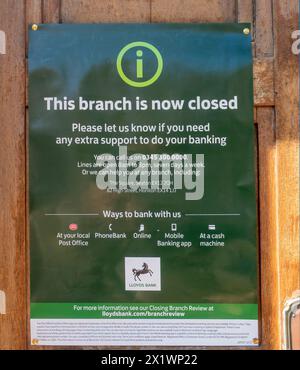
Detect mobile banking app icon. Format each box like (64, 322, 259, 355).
(116, 41, 163, 87)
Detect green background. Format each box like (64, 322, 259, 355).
(29, 24, 257, 310)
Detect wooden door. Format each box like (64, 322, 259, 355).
(0, 0, 299, 350)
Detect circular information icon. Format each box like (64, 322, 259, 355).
(116, 41, 163, 87)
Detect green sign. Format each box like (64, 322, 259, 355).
(29, 24, 258, 347)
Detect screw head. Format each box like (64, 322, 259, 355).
(32, 24, 38, 31)
(243, 28, 250, 36)
(252, 338, 260, 345)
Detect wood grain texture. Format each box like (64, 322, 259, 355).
(255, 0, 274, 57)
(151, 0, 236, 22)
(253, 58, 274, 106)
(43, 0, 61, 23)
(273, 0, 300, 348)
(256, 108, 280, 349)
(253, 0, 277, 349)
(237, 0, 253, 23)
(26, 0, 42, 24)
(0, 0, 26, 350)
(61, 0, 150, 22)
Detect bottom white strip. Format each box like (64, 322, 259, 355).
(30, 319, 259, 346)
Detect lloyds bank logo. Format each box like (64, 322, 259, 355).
(116, 41, 163, 87)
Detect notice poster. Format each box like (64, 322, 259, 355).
(29, 24, 258, 347)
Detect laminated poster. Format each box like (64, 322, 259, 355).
(29, 24, 258, 346)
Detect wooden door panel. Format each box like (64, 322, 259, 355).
(274, 1, 300, 349)
(151, 0, 236, 22)
(61, 0, 151, 23)
(0, 0, 26, 350)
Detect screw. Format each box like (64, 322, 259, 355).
(32, 24, 38, 31)
(252, 338, 260, 345)
(243, 28, 250, 36)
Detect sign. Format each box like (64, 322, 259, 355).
(29, 24, 258, 346)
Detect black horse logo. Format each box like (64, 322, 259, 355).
(132, 262, 153, 281)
